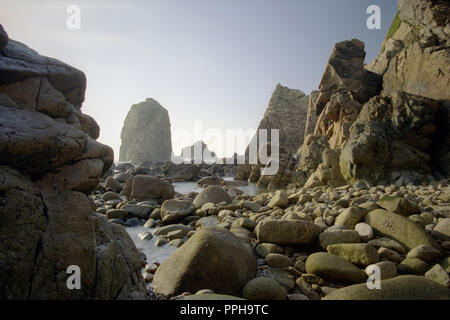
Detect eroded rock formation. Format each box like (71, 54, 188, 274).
(253, 84, 310, 155)
(294, 0, 450, 188)
(0, 26, 146, 299)
(119, 98, 172, 165)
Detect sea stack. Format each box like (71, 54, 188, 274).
(119, 98, 172, 165)
(253, 84, 310, 155)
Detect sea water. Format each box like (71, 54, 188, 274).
(126, 177, 259, 265)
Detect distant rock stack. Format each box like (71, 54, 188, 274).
(0, 25, 146, 299)
(181, 140, 217, 163)
(119, 98, 172, 165)
(293, 39, 382, 187)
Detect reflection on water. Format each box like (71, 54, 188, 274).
(126, 176, 260, 268)
(126, 226, 177, 265)
(173, 176, 259, 196)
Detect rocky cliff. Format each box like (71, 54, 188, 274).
(235, 84, 309, 187)
(294, 0, 449, 188)
(254, 84, 309, 155)
(0, 26, 147, 299)
(119, 98, 172, 165)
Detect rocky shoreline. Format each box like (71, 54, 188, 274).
(90, 162, 450, 300)
(0, 0, 449, 300)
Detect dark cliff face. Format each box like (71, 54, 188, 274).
(119, 98, 172, 165)
(0, 25, 146, 300)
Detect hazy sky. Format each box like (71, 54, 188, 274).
(1, 0, 397, 159)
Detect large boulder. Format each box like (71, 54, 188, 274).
(365, 209, 440, 251)
(340, 92, 443, 186)
(305, 252, 367, 283)
(303, 90, 320, 138)
(119, 98, 172, 165)
(0, 40, 86, 108)
(242, 277, 287, 300)
(249, 83, 310, 155)
(193, 185, 232, 208)
(370, 0, 450, 101)
(255, 219, 320, 245)
(0, 167, 146, 299)
(152, 227, 256, 297)
(293, 39, 381, 188)
(0, 28, 146, 299)
(160, 199, 195, 223)
(376, 197, 419, 216)
(324, 275, 450, 300)
(0, 106, 112, 178)
(124, 175, 175, 201)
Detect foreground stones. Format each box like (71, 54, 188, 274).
(365, 209, 440, 251)
(152, 227, 256, 297)
(305, 253, 367, 284)
(93, 158, 450, 301)
(255, 219, 320, 245)
(160, 199, 195, 223)
(91, 0, 449, 301)
(243, 277, 287, 300)
(324, 275, 450, 300)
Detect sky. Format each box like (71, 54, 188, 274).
(0, 0, 397, 159)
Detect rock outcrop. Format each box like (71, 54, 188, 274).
(119, 98, 172, 165)
(180, 141, 217, 163)
(367, 0, 450, 101)
(152, 227, 256, 297)
(235, 84, 309, 187)
(0, 26, 146, 299)
(293, 39, 381, 186)
(294, 0, 449, 188)
(340, 91, 444, 186)
(250, 84, 310, 156)
(365, 0, 450, 181)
